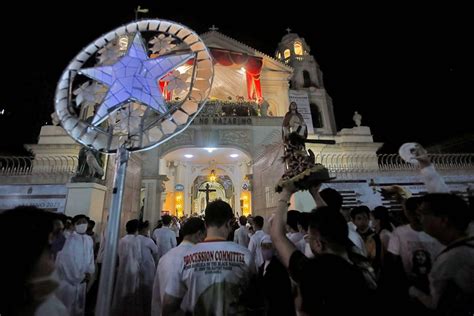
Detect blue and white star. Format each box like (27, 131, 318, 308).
(79, 32, 194, 126)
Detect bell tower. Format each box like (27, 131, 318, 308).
(276, 31, 337, 135)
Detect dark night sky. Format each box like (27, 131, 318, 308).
(0, 2, 471, 154)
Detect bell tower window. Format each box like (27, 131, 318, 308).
(303, 70, 311, 88)
(310, 103, 323, 128)
(294, 41, 303, 55)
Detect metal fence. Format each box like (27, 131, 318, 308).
(316, 153, 474, 174)
(1, 153, 473, 177)
(0, 156, 79, 176)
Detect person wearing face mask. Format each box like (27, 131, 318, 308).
(0, 206, 68, 316)
(55, 214, 95, 316)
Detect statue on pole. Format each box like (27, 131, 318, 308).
(276, 101, 334, 192)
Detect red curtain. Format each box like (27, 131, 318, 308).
(210, 48, 263, 100)
(153, 48, 264, 101)
(159, 79, 171, 101)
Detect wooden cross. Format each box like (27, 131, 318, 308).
(199, 183, 217, 206)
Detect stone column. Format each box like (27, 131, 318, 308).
(65, 182, 107, 230)
(141, 179, 158, 225)
(183, 163, 192, 215)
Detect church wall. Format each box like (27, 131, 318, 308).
(261, 69, 291, 117)
(308, 89, 337, 135)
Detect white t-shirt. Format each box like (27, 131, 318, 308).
(153, 241, 194, 316)
(428, 236, 474, 309)
(234, 226, 250, 247)
(167, 240, 255, 315)
(248, 230, 266, 268)
(388, 224, 444, 275)
(153, 226, 177, 258)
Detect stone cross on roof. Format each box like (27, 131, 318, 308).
(286, 27, 292, 34)
(209, 25, 219, 31)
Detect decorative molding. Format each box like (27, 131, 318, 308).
(200, 31, 293, 72)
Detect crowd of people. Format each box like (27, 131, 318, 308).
(1, 156, 473, 316)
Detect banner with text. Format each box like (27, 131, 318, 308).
(0, 184, 67, 212)
(289, 90, 314, 134)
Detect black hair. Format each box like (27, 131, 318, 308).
(253, 215, 264, 229)
(350, 206, 370, 220)
(404, 197, 423, 215)
(72, 214, 89, 224)
(181, 217, 205, 237)
(238, 215, 247, 226)
(319, 188, 343, 210)
(0, 206, 55, 314)
(161, 215, 172, 226)
(125, 219, 139, 234)
(309, 206, 349, 247)
(205, 200, 234, 227)
(298, 212, 311, 231)
(138, 220, 150, 231)
(421, 193, 471, 231)
(287, 210, 300, 231)
(372, 206, 393, 232)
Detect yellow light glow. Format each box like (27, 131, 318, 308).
(175, 191, 184, 217)
(294, 41, 303, 56)
(240, 191, 252, 216)
(209, 169, 217, 182)
(284, 49, 291, 59)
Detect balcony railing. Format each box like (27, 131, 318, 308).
(0, 156, 78, 176)
(195, 100, 259, 118)
(1, 153, 473, 178)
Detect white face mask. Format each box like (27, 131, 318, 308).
(304, 242, 315, 258)
(75, 223, 88, 234)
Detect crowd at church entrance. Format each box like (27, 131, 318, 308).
(1, 155, 473, 316)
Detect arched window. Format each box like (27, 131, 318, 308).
(284, 49, 291, 59)
(294, 41, 303, 55)
(303, 70, 311, 88)
(276, 52, 282, 60)
(310, 103, 323, 128)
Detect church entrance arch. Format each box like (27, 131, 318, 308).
(160, 146, 253, 216)
(194, 177, 232, 214)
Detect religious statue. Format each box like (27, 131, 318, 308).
(353, 111, 362, 127)
(276, 102, 333, 192)
(73, 147, 105, 182)
(258, 97, 269, 117)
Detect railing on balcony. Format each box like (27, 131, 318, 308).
(195, 100, 259, 118)
(1, 153, 473, 178)
(0, 156, 79, 176)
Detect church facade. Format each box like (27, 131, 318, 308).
(1, 30, 473, 232)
